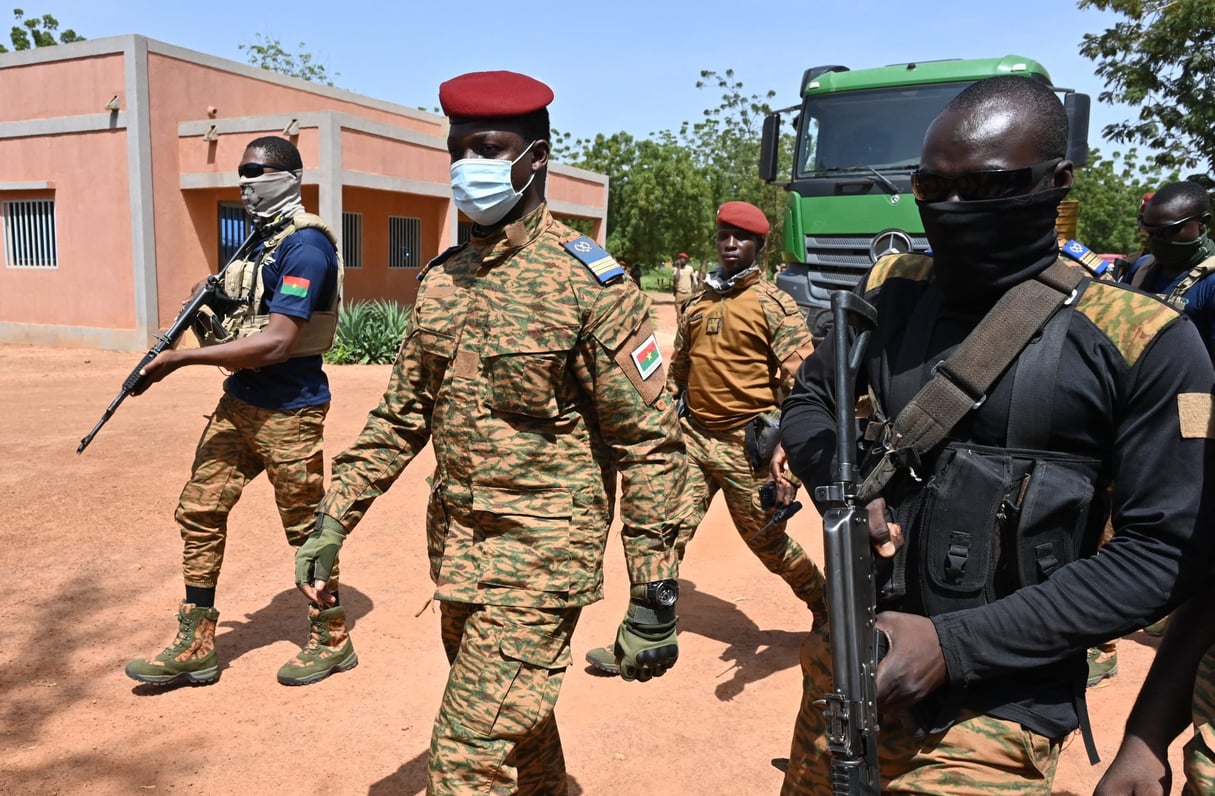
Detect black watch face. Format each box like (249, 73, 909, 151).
(654, 580, 679, 607)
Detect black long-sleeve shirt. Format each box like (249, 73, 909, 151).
(782, 254, 1215, 736)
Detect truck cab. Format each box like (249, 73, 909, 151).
(759, 55, 1090, 336)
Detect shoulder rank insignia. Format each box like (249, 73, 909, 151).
(563, 236, 624, 285)
(1061, 239, 1111, 279)
(417, 243, 467, 282)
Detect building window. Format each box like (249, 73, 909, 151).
(342, 212, 363, 269)
(457, 221, 473, 245)
(218, 202, 250, 264)
(3, 198, 57, 268)
(389, 216, 422, 269)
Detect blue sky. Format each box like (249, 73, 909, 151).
(40, 1, 1138, 155)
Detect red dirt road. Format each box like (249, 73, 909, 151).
(0, 294, 1185, 794)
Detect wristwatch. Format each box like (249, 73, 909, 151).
(632, 579, 679, 608)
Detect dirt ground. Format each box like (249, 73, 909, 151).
(0, 293, 1188, 795)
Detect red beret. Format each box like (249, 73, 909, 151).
(439, 71, 554, 120)
(717, 201, 770, 237)
(678, 252, 689, 259)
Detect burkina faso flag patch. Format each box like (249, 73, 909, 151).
(281, 275, 310, 298)
(630, 333, 662, 379)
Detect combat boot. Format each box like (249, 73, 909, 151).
(125, 602, 220, 685)
(585, 644, 620, 676)
(1086, 642, 1119, 688)
(277, 604, 358, 686)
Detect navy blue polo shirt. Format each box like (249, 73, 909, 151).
(224, 227, 338, 410)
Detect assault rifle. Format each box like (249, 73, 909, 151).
(813, 289, 886, 795)
(76, 227, 262, 454)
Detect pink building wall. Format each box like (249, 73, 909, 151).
(0, 35, 609, 351)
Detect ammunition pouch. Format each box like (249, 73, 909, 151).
(881, 441, 1104, 616)
(744, 410, 781, 471)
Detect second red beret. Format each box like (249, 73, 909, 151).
(716, 201, 770, 237)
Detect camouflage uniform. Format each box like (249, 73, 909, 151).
(320, 204, 685, 794)
(179, 393, 330, 587)
(670, 271, 823, 610)
(1184, 645, 1215, 795)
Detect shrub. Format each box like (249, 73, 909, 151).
(325, 299, 412, 365)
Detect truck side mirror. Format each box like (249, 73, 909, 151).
(1064, 93, 1091, 168)
(759, 114, 781, 184)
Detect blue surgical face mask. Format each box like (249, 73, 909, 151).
(450, 141, 537, 227)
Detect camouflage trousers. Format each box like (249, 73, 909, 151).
(431, 601, 579, 796)
(782, 630, 1062, 795)
(675, 418, 825, 611)
(176, 393, 330, 589)
(1183, 644, 1215, 795)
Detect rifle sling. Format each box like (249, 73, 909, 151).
(857, 258, 1084, 503)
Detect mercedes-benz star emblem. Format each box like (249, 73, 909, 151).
(868, 229, 913, 263)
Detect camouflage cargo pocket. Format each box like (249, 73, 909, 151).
(472, 485, 573, 595)
(462, 622, 570, 740)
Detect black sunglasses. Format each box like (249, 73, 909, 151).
(911, 158, 1063, 202)
(1138, 212, 1212, 239)
(237, 162, 291, 179)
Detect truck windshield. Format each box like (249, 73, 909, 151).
(796, 82, 971, 177)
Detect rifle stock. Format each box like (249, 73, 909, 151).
(76, 227, 264, 454)
(813, 290, 883, 795)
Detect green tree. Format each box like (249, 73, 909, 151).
(558, 130, 711, 268)
(0, 7, 84, 52)
(238, 32, 338, 87)
(556, 70, 793, 275)
(1072, 147, 1178, 254)
(680, 69, 792, 272)
(1078, 0, 1215, 178)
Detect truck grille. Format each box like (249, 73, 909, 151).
(804, 234, 930, 279)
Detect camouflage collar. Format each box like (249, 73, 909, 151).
(470, 203, 553, 266)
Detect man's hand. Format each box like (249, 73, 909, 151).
(295, 514, 346, 606)
(865, 496, 903, 559)
(132, 350, 182, 396)
(768, 444, 799, 506)
(1094, 735, 1172, 796)
(614, 590, 679, 682)
(873, 611, 948, 711)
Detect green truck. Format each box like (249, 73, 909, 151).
(758, 55, 1091, 334)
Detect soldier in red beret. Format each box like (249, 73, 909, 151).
(296, 70, 686, 795)
(586, 200, 826, 682)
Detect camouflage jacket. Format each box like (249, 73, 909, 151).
(321, 204, 686, 608)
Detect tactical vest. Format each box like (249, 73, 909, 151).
(1129, 252, 1215, 310)
(193, 213, 344, 357)
(868, 274, 1108, 618)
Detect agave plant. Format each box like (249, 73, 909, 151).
(325, 299, 413, 365)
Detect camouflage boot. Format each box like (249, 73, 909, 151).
(277, 605, 358, 686)
(585, 643, 620, 676)
(125, 602, 220, 685)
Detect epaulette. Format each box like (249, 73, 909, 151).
(562, 235, 625, 285)
(417, 244, 467, 282)
(866, 253, 934, 292)
(1060, 239, 1112, 280)
(1074, 279, 1180, 367)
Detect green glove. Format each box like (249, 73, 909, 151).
(295, 513, 347, 587)
(614, 584, 679, 682)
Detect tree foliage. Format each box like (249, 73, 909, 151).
(1078, 0, 1215, 178)
(555, 69, 793, 274)
(238, 32, 338, 87)
(1072, 147, 1178, 254)
(0, 7, 84, 53)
